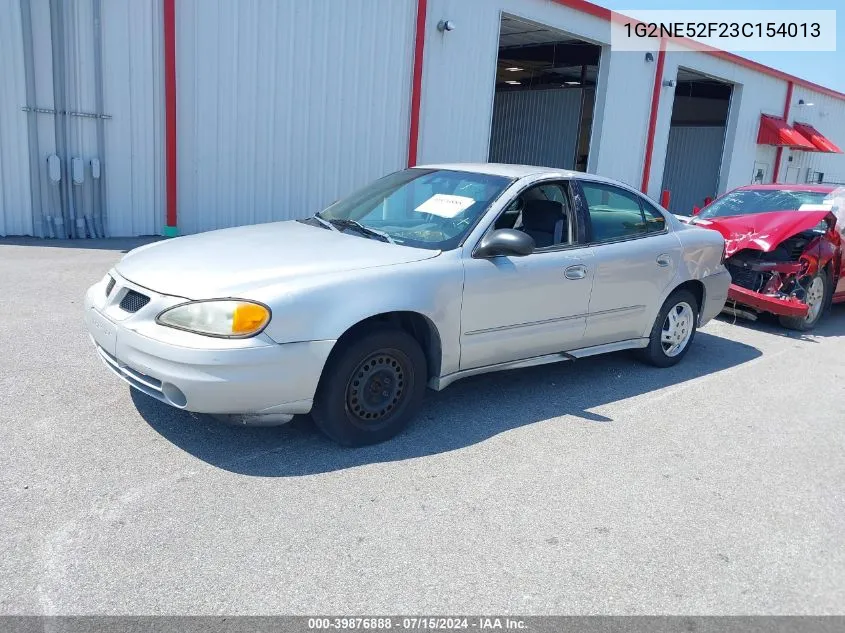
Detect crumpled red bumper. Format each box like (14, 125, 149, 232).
(726, 284, 809, 318)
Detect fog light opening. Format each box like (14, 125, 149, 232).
(162, 382, 188, 408)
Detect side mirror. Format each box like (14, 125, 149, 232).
(692, 206, 701, 216)
(474, 229, 535, 258)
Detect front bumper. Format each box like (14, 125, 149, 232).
(84, 273, 335, 419)
(726, 283, 809, 318)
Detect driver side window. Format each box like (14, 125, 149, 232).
(492, 181, 574, 249)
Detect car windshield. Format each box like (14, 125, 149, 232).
(698, 189, 832, 219)
(312, 168, 513, 250)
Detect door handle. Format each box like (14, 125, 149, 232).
(564, 264, 587, 280)
(656, 253, 672, 268)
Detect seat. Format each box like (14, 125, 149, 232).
(520, 199, 568, 248)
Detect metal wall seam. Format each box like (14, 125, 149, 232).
(641, 39, 666, 194)
(772, 81, 793, 183)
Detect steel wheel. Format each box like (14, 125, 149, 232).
(661, 301, 694, 357)
(345, 350, 407, 429)
(804, 276, 825, 324)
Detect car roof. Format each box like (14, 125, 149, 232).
(414, 162, 633, 188)
(734, 183, 838, 193)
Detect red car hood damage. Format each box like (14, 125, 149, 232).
(691, 210, 834, 257)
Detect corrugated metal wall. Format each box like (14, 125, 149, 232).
(661, 126, 726, 214)
(649, 51, 789, 200)
(0, 0, 163, 238)
(175, 0, 415, 235)
(489, 89, 581, 169)
(418, 0, 641, 175)
(101, 0, 164, 237)
(0, 2, 34, 236)
(589, 48, 654, 189)
(4, 0, 845, 237)
(784, 87, 845, 184)
(753, 145, 777, 184)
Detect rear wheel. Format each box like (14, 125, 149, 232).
(637, 289, 699, 368)
(311, 328, 427, 446)
(779, 271, 830, 331)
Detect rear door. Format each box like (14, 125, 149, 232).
(573, 180, 681, 347)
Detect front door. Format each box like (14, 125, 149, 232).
(459, 180, 594, 371)
(460, 248, 596, 370)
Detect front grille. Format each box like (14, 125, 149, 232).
(105, 276, 116, 297)
(788, 243, 806, 261)
(727, 263, 770, 292)
(119, 289, 150, 313)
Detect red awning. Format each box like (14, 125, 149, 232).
(757, 115, 816, 150)
(792, 122, 844, 154)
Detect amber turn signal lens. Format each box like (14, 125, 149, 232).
(232, 302, 270, 334)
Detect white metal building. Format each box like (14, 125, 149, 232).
(2, 0, 844, 238)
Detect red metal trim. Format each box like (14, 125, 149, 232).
(548, 0, 845, 102)
(727, 284, 809, 318)
(163, 0, 177, 232)
(407, 0, 427, 167)
(772, 81, 793, 183)
(792, 121, 844, 154)
(758, 114, 814, 151)
(640, 41, 665, 194)
(707, 50, 845, 102)
(550, 0, 610, 20)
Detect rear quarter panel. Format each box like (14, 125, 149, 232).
(671, 221, 730, 325)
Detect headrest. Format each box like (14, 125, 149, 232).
(522, 200, 564, 232)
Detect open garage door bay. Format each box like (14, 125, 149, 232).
(489, 14, 600, 172)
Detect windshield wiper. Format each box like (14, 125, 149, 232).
(324, 217, 395, 244)
(310, 213, 339, 232)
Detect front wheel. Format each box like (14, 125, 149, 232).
(637, 289, 699, 368)
(779, 271, 830, 331)
(311, 328, 427, 446)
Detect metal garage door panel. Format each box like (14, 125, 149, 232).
(661, 125, 726, 215)
(489, 88, 582, 170)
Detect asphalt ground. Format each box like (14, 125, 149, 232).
(1, 238, 843, 615)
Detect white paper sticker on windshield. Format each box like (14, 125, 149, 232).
(798, 203, 833, 211)
(415, 194, 475, 218)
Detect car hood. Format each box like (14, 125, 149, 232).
(691, 210, 834, 257)
(115, 220, 439, 298)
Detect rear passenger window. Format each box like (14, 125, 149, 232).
(581, 182, 649, 243)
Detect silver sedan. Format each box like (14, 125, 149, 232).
(84, 163, 730, 445)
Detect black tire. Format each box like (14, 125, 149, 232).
(779, 271, 830, 331)
(311, 327, 427, 446)
(637, 288, 699, 368)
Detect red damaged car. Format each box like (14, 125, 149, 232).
(689, 184, 845, 330)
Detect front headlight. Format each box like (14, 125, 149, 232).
(156, 300, 271, 338)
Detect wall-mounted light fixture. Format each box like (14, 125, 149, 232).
(662, 79, 676, 88)
(645, 52, 654, 62)
(437, 20, 456, 32)
(797, 99, 815, 106)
